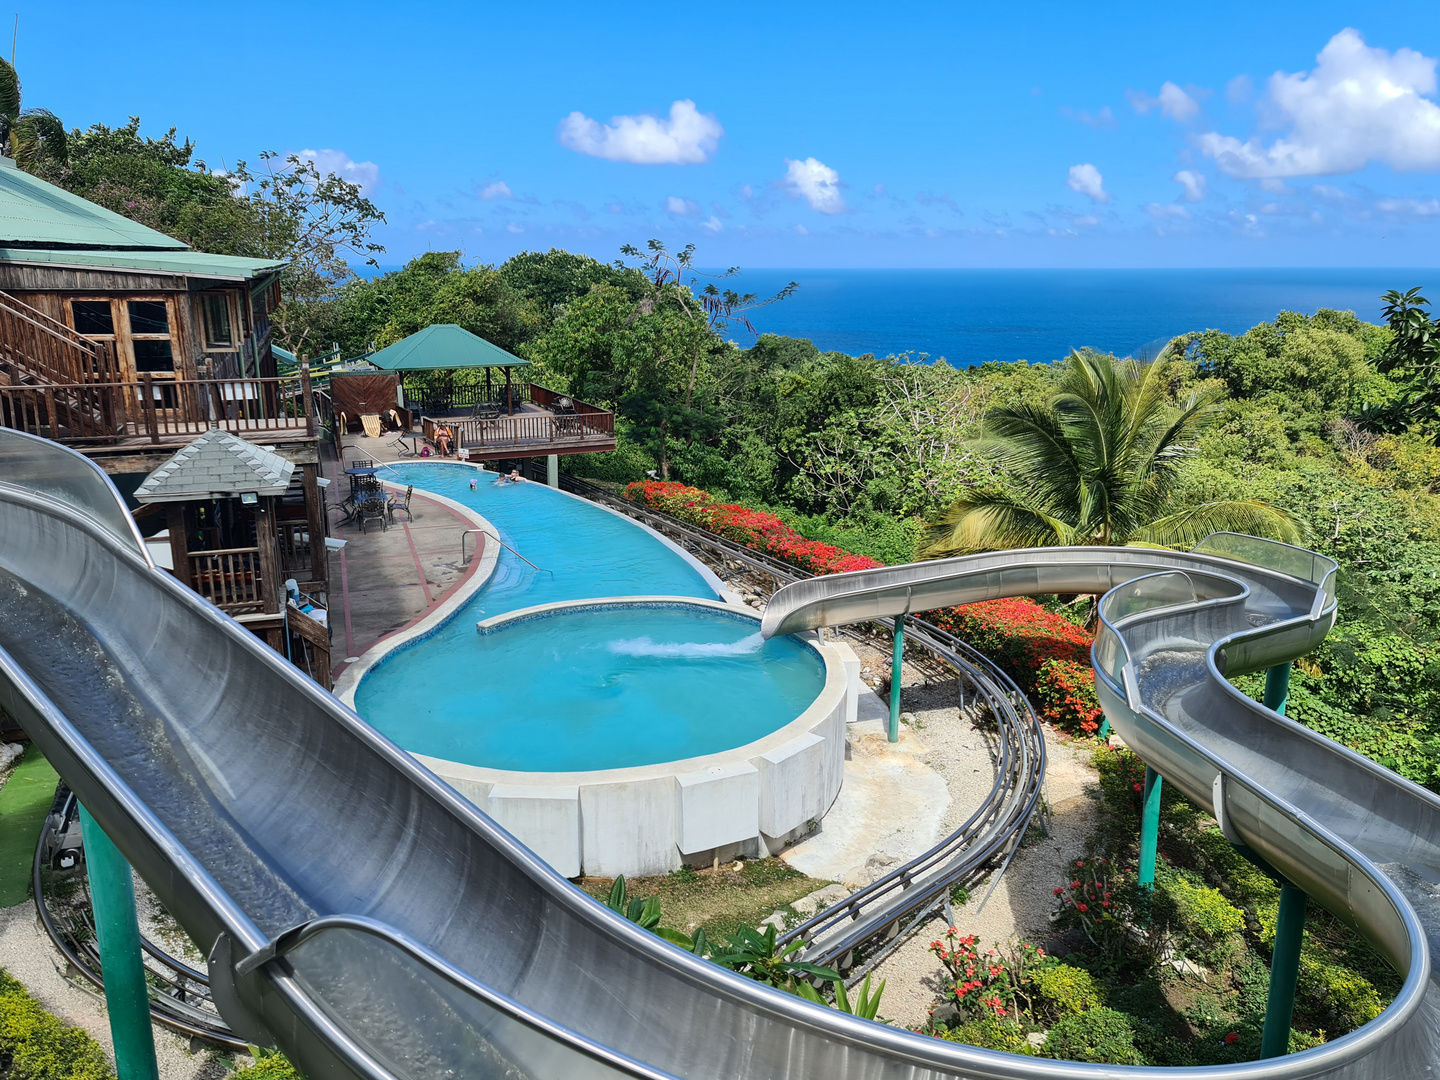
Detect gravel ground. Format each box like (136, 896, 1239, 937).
(871, 726, 1099, 1029)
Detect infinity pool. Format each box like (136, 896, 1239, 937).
(351, 464, 826, 773)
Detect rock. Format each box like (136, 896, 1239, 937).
(791, 884, 851, 917)
(0, 743, 22, 768)
(1026, 1032, 1047, 1048)
(759, 911, 787, 931)
(1170, 956, 1209, 981)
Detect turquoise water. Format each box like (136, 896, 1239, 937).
(366, 603, 824, 772)
(352, 464, 824, 771)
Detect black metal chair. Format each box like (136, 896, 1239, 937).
(388, 485, 415, 523)
(356, 495, 389, 533)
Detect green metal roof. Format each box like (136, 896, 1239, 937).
(364, 324, 531, 371)
(0, 157, 189, 250)
(0, 246, 287, 281)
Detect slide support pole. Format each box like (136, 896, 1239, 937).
(1260, 880, 1308, 1058)
(889, 615, 904, 743)
(78, 804, 159, 1080)
(1138, 766, 1162, 890)
(1265, 662, 1291, 717)
(546, 454, 559, 489)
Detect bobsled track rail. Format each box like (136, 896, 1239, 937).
(32, 786, 246, 1050)
(560, 475, 1048, 974)
(2, 429, 1438, 1080)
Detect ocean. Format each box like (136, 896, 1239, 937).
(355, 264, 1437, 367)
(716, 268, 1436, 366)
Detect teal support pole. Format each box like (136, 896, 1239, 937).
(888, 615, 904, 743)
(1138, 766, 1162, 890)
(1098, 715, 1111, 739)
(1265, 662, 1291, 717)
(1260, 880, 1308, 1058)
(78, 805, 159, 1080)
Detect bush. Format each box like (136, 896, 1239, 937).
(1033, 658, 1105, 736)
(563, 435, 655, 484)
(1027, 963, 1104, 1021)
(0, 968, 112, 1080)
(1299, 957, 1383, 1033)
(232, 1051, 303, 1080)
(1162, 870, 1245, 941)
(934, 1016, 1033, 1054)
(1042, 1007, 1146, 1065)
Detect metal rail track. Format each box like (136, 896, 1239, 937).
(33, 786, 246, 1051)
(560, 476, 1048, 971)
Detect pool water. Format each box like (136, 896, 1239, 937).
(361, 603, 825, 771)
(352, 464, 826, 771)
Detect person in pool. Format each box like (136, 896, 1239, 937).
(495, 467, 525, 484)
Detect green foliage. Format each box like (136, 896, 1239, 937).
(1027, 963, 1104, 1020)
(0, 968, 113, 1080)
(233, 1048, 302, 1080)
(935, 1016, 1034, 1054)
(1160, 869, 1245, 941)
(1298, 956, 1383, 1031)
(1041, 1007, 1145, 1065)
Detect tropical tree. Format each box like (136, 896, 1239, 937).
(924, 349, 1302, 556)
(0, 58, 66, 170)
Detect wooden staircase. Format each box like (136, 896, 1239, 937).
(0, 290, 124, 441)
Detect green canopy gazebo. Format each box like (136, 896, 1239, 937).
(365, 324, 530, 415)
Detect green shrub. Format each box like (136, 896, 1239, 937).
(562, 434, 655, 484)
(1162, 870, 1245, 940)
(1299, 957, 1383, 1033)
(1027, 963, 1104, 1020)
(232, 1050, 303, 1080)
(1042, 1007, 1145, 1065)
(0, 968, 113, 1080)
(935, 1017, 1033, 1055)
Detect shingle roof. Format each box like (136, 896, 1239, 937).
(134, 429, 295, 503)
(0, 157, 188, 250)
(365, 324, 531, 371)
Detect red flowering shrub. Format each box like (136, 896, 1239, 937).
(624, 480, 1103, 735)
(1052, 856, 1131, 959)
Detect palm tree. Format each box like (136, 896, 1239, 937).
(924, 349, 1302, 556)
(0, 58, 66, 171)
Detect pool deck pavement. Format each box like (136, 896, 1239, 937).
(323, 438, 486, 683)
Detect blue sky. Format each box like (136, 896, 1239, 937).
(15, 1, 1440, 268)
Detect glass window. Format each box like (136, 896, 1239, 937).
(71, 300, 114, 335)
(132, 339, 174, 372)
(201, 294, 233, 347)
(127, 300, 169, 335)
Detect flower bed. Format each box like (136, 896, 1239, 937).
(623, 481, 1102, 735)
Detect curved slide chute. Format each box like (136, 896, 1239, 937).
(1, 427, 1437, 1079)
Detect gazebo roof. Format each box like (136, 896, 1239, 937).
(135, 429, 295, 503)
(364, 324, 531, 371)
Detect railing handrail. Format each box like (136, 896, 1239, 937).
(190, 546, 262, 559)
(460, 527, 552, 576)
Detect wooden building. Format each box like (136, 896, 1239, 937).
(0, 155, 332, 662)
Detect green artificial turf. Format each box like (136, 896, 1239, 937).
(0, 745, 58, 906)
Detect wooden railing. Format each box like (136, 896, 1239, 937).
(189, 548, 265, 612)
(0, 290, 120, 386)
(277, 521, 315, 576)
(0, 374, 316, 445)
(426, 408, 615, 452)
(403, 378, 532, 414)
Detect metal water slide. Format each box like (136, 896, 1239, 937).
(1, 427, 1438, 1080)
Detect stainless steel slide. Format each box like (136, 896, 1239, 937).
(1, 426, 1436, 1080)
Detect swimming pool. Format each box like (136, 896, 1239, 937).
(340, 463, 853, 876)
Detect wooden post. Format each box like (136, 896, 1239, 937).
(505, 366, 513, 416)
(165, 505, 189, 582)
(141, 373, 159, 443)
(254, 497, 281, 614)
(302, 462, 327, 596)
(300, 355, 315, 436)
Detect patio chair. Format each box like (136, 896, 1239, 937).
(388, 485, 415, 523)
(470, 401, 501, 421)
(555, 395, 576, 415)
(356, 495, 389, 533)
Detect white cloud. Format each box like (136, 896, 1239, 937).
(794, 223, 809, 235)
(296, 148, 379, 193)
(1174, 170, 1208, 201)
(1061, 105, 1117, 128)
(784, 157, 845, 213)
(1377, 197, 1440, 216)
(1127, 82, 1201, 121)
(1226, 75, 1254, 104)
(1066, 163, 1109, 203)
(664, 195, 702, 217)
(1197, 29, 1440, 178)
(557, 99, 723, 165)
(506, 222, 524, 234)
(480, 181, 512, 200)
(700, 215, 723, 233)
(1145, 201, 1192, 220)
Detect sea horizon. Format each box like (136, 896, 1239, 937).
(353, 265, 1437, 366)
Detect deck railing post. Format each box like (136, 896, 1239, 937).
(1265, 662, 1291, 716)
(889, 615, 904, 743)
(77, 804, 159, 1080)
(300, 356, 315, 436)
(1260, 880, 1307, 1057)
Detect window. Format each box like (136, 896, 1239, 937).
(127, 300, 169, 335)
(133, 340, 175, 373)
(71, 300, 114, 335)
(201, 294, 233, 348)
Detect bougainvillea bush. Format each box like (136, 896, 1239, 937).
(624, 480, 1103, 735)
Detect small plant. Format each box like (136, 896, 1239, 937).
(1041, 1006, 1145, 1065)
(1051, 857, 1130, 959)
(934, 1016, 1034, 1054)
(1027, 963, 1104, 1021)
(0, 968, 113, 1080)
(235, 1047, 303, 1079)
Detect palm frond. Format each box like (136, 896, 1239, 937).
(11, 109, 66, 171)
(923, 492, 1073, 557)
(0, 59, 18, 126)
(1137, 499, 1306, 549)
